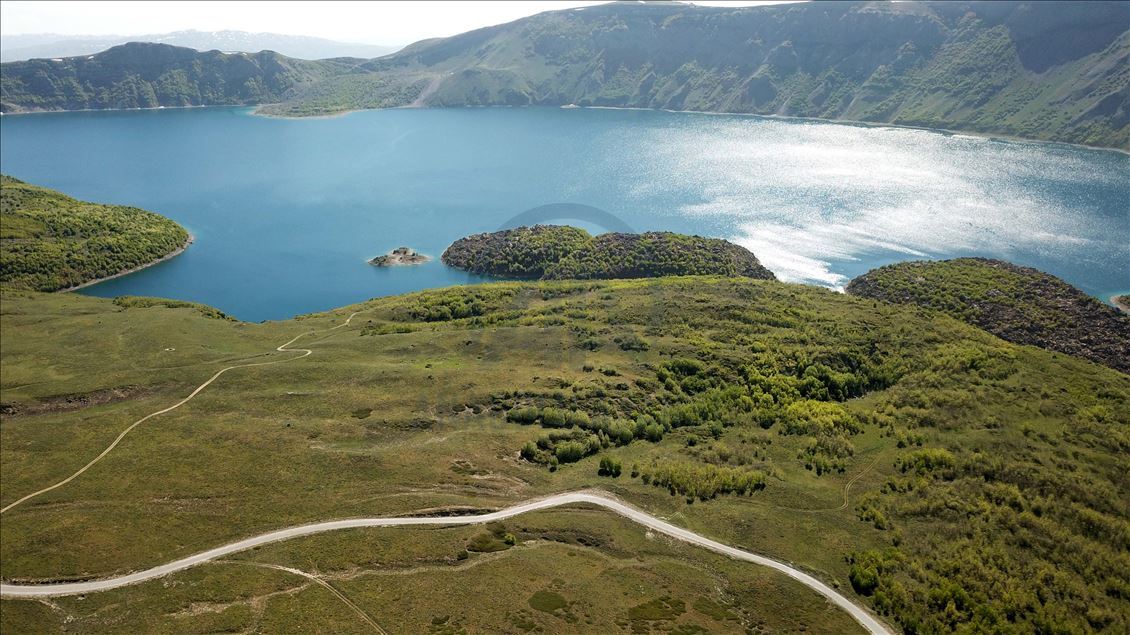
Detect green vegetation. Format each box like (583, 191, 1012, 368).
(0, 42, 349, 112)
(597, 455, 622, 477)
(4, 3, 1126, 148)
(847, 257, 1130, 374)
(629, 596, 686, 621)
(440, 225, 592, 279)
(527, 589, 567, 613)
(0, 509, 864, 633)
(0, 175, 189, 291)
(544, 231, 775, 280)
(257, 74, 433, 118)
(466, 522, 515, 553)
(112, 296, 234, 321)
(2, 262, 1128, 632)
(638, 462, 766, 502)
(443, 225, 775, 281)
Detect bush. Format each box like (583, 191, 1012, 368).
(897, 448, 957, 475)
(507, 406, 541, 424)
(638, 462, 766, 501)
(617, 333, 650, 351)
(598, 456, 622, 477)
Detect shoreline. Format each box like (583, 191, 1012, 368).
(253, 102, 1130, 156)
(6, 102, 1126, 155)
(253, 106, 360, 120)
(61, 234, 194, 293)
(1112, 294, 1130, 314)
(1, 104, 238, 117)
(580, 105, 1130, 157)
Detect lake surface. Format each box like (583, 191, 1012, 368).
(2, 106, 1127, 321)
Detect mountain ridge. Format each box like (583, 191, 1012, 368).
(0, 42, 355, 111)
(0, 29, 399, 63)
(2, 1, 1127, 148)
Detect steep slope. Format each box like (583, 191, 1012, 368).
(846, 258, 1130, 374)
(282, 0, 1128, 148)
(0, 42, 356, 112)
(0, 175, 189, 291)
(3, 2, 1126, 147)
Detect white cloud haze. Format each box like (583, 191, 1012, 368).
(0, 1, 797, 46)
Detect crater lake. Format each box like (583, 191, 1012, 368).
(2, 106, 1126, 321)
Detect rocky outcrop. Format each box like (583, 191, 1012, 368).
(370, 247, 430, 266)
(847, 258, 1130, 374)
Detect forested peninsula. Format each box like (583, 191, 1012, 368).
(0, 175, 189, 291)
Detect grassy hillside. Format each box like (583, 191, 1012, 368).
(2, 273, 1127, 633)
(846, 258, 1130, 374)
(442, 225, 776, 282)
(3, 2, 1127, 148)
(0, 175, 189, 291)
(0, 42, 353, 112)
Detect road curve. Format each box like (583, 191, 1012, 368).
(0, 490, 893, 635)
(0, 312, 360, 515)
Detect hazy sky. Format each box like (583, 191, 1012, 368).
(0, 1, 796, 45)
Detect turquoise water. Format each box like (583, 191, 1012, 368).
(1, 106, 1127, 321)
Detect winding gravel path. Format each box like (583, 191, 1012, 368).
(0, 490, 893, 634)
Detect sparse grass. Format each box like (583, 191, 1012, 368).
(0, 509, 867, 634)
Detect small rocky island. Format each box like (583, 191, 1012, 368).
(369, 247, 430, 266)
(1113, 294, 1130, 314)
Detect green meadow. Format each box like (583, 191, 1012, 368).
(2, 275, 1127, 633)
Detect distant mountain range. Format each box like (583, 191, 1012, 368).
(2, 2, 1127, 149)
(0, 30, 399, 62)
